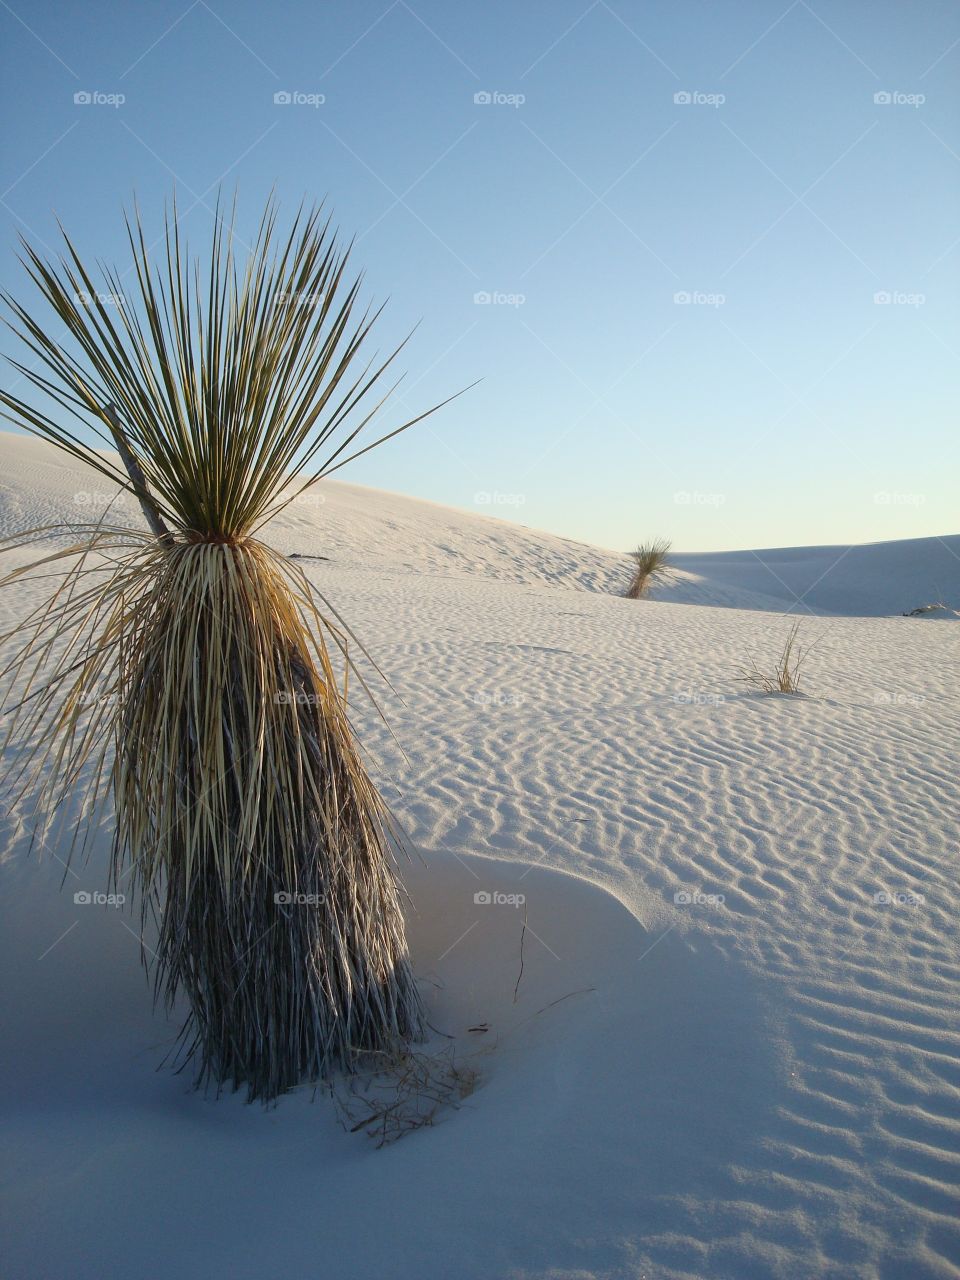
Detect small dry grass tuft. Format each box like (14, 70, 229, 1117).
(740, 620, 812, 695)
(334, 1046, 479, 1146)
(626, 538, 672, 599)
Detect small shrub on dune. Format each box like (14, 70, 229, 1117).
(625, 538, 672, 599)
(740, 620, 812, 695)
(902, 601, 952, 617)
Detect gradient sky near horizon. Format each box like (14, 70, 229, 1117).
(1, 0, 957, 552)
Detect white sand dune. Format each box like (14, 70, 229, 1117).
(1, 430, 959, 1280)
(670, 540, 960, 619)
(5, 431, 956, 617)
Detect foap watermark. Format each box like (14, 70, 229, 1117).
(274, 891, 326, 905)
(76, 687, 120, 709)
(674, 889, 725, 907)
(873, 690, 925, 707)
(290, 492, 325, 507)
(274, 690, 321, 706)
(674, 290, 725, 307)
(274, 90, 325, 107)
(473, 90, 525, 108)
(672, 690, 725, 706)
(473, 290, 525, 307)
(873, 491, 925, 506)
(874, 90, 925, 108)
(474, 890, 525, 907)
(674, 489, 726, 507)
(74, 490, 129, 508)
(74, 90, 125, 108)
(874, 290, 925, 307)
(474, 490, 525, 507)
(873, 890, 925, 907)
(471, 690, 525, 709)
(74, 890, 125, 907)
(674, 90, 725, 108)
(275, 290, 326, 308)
(74, 289, 125, 307)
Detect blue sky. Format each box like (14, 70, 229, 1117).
(1, 0, 957, 551)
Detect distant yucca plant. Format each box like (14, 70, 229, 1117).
(626, 538, 671, 599)
(0, 196, 457, 1100)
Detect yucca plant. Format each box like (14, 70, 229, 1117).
(0, 196, 458, 1100)
(625, 538, 671, 599)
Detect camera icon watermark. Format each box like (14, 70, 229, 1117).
(673, 890, 725, 906)
(672, 691, 725, 706)
(74, 890, 125, 906)
(471, 690, 525, 709)
(872, 690, 925, 707)
(873, 490, 925, 506)
(473, 290, 526, 307)
(275, 290, 326, 308)
(274, 891, 326, 905)
(74, 490, 129, 507)
(873, 890, 924, 906)
(873, 90, 924, 107)
(274, 90, 325, 107)
(673, 489, 726, 506)
(673, 90, 725, 108)
(673, 290, 725, 307)
(473, 90, 525, 108)
(873, 290, 925, 307)
(74, 90, 125, 108)
(473, 490, 525, 507)
(474, 890, 526, 907)
(75, 687, 120, 709)
(74, 289, 125, 307)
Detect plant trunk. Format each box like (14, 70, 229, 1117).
(117, 545, 422, 1101)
